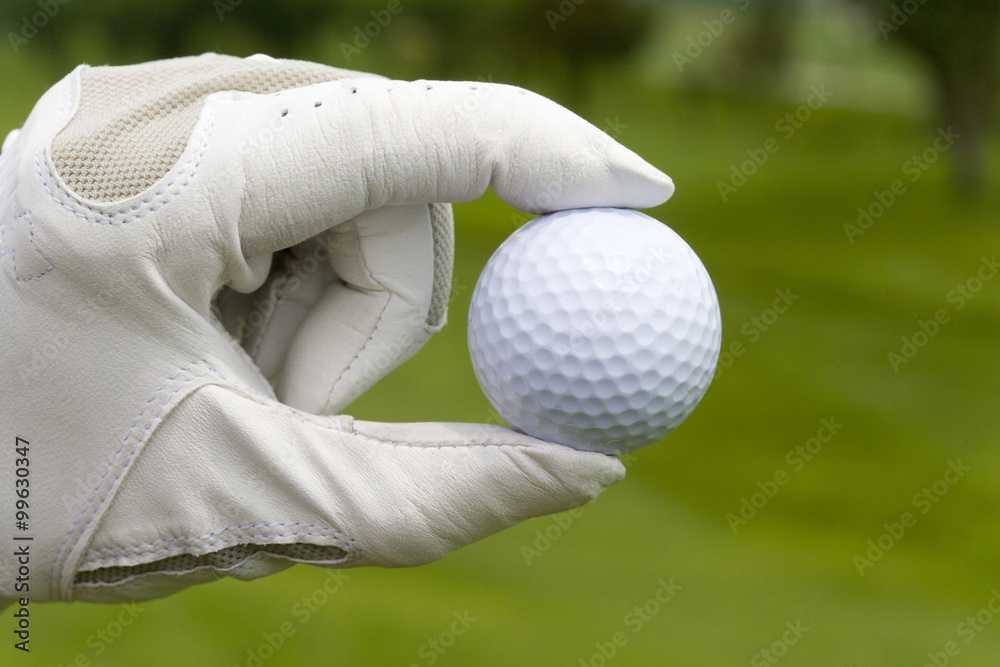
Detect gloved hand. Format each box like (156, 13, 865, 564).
(0, 53, 673, 605)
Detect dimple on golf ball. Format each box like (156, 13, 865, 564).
(467, 207, 721, 455)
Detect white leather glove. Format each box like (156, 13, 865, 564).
(0, 54, 673, 606)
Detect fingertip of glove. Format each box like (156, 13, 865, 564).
(348, 420, 627, 491)
(602, 454, 628, 486)
(518, 442, 627, 493)
(602, 141, 676, 209)
(459, 422, 627, 489)
(649, 169, 676, 203)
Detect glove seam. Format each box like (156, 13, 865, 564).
(56, 366, 354, 594)
(278, 405, 538, 452)
(0, 211, 55, 282)
(321, 220, 392, 411)
(83, 522, 354, 556)
(324, 290, 391, 412)
(359, 438, 533, 451)
(347, 429, 536, 452)
(53, 360, 230, 598)
(207, 309, 277, 399)
(245, 260, 294, 361)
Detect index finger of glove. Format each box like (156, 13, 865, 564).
(205, 78, 674, 260)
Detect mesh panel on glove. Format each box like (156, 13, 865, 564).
(426, 202, 454, 328)
(74, 542, 349, 586)
(51, 54, 353, 203)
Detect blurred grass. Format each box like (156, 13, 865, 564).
(4, 24, 1000, 667)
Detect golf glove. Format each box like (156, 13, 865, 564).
(0, 53, 673, 605)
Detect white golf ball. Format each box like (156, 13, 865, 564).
(467, 207, 721, 455)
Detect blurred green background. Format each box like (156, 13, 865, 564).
(2, 0, 998, 665)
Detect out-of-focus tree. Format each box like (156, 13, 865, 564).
(498, 0, 655, 101)
(0, 0, 654, 101)
(853, 0, 1000, 194)
(659, 0, 799, 97)
(0, 0, 350, 66)
(729, 0, 796, 89)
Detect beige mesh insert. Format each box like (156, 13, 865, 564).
(427, 202, 454, 328)
(51, 54, 352, 203)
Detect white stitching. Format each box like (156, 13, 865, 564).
(54, 361, 355, 595)
(324, 293, 390, 410)
(81, 530, 355, 567)
(85, 522, 351, 556)
(51, 360, 221, 594)
(81, 533, 350, 567)
(2, 212, 55, 282)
